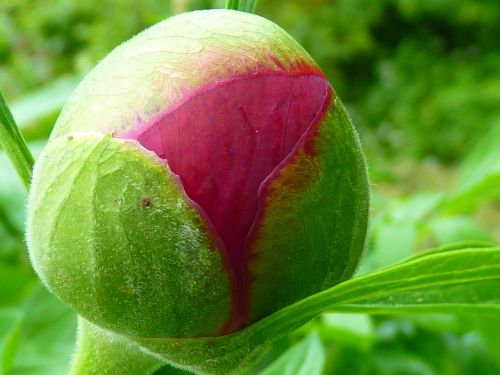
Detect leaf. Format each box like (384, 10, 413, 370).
(69, 245, 500, 375)
(429, 216, 492, 245)
(359, 192, 442, 274)
(54, 244, 498, 374)
(258, 332, 325, 375)
(400, 314, 464, 333)
(0, 308, 22, 374)
(474, 316, 500, 370)
(0, 88, 34, 189)
(409, 241, 492, 260)
(320, 313, 374, 351)
(445, 121, 500, 212)
(327, 246, 500, 315)
(373, 351, 437, 375)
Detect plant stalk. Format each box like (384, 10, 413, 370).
(239, 0, 257, 13)
(225, 0, 257, 13)
(225, 0, 239, 10)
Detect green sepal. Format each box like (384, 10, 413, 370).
(27, 133, 232, 338)
(248, 97, 370, 321)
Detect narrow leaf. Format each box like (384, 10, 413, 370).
(128, 245, 500, 374)
(259, 332, 325, 375)
(0, 89, 34, 189)
(323, 247, 500, 316)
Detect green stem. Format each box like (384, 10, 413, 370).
(239, 0, 257, 13)
(225, 0, 257, 13)
(70, 318, 165, 375)
(0, 89, 34, 189)
(225, 0, 239, 10)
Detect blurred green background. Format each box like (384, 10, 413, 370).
(1, 0, 499, 374)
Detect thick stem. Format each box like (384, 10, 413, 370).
(225, 0, 257, 13)
(239, 0, 257, 13)
(225, 0, 239, 10)
(0, 88, 34, 189)
(69, 317, 165, 375)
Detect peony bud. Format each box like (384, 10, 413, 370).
(27, 10, 369, 339)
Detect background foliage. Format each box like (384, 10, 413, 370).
(0, 0, 499, 374)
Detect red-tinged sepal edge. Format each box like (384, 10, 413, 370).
(26, 8, 369, 375)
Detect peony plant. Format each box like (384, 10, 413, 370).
(0, 4, 497, 375)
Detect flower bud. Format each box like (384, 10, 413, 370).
(27, 10, 369, 339)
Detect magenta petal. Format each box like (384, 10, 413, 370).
(119, 73, 329, 326)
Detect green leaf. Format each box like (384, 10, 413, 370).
(401, 314, 464, 333)
(359, 192, 442, 274)
(474, 316, 500, 369)
(373, 351, 437, 375)
(67, 245, 500, 375)
(259, 332, 325, 375)
(445, 121, 500, 212)
(70, 245, 499, 375)
(319, 313, 374, 351)
(0, 88, 34, 189)
(429, 216, 492, 245)
(328, 246, 500, 315)
(0, 308, 22, 374)
(408, 241, 492, 259)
